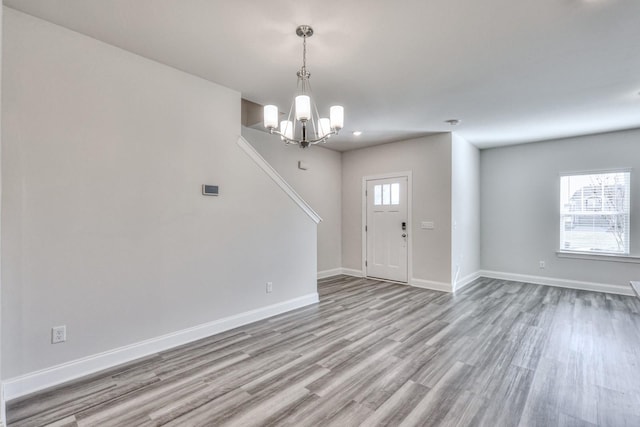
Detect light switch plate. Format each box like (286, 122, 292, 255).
(202, 185, 219, 196)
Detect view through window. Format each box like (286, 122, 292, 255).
(560, 171, 630, 254)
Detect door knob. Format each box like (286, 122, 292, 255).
(402, 233, 407, 238)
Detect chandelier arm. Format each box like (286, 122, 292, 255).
(308, 78, 321, 138)
(283, 95, 295, 139)
(268, 128, 301, 145)
(301, 129, 339, 145)
(287, 96, 295, 121)
(269, 128, 338, 146)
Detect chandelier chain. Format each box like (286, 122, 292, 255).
(298, 32, 310, 80)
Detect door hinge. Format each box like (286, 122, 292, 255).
(365, 190, 368, 196)
(365, 260, 368, 267)
(365, 225, 367, 232)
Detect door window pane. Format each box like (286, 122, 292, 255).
(374, 185, 382, 206)
(382, 184, 391, 205)
(391, 183, 400, 205)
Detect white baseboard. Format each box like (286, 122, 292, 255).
(410, 278, 452, 293)
(317, 268, 343, 279)
(317, 268, 363, 279)
(341, 268, 364, 278)
(479, 270, 635, 296)
(454, 271, 481, 292)
(2, 293, 319, 402)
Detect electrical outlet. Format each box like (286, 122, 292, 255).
(266, 282, 273, 293)
(539, 261, 545, 269)
(52, 325, 66, 344)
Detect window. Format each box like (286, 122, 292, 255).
(560, 170, 630, 254)
(373, 183, 400, 206)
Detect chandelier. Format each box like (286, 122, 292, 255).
(263, 25, 344, 148)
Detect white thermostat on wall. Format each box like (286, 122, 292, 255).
(202, 185, 219, 196)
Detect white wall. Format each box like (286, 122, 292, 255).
(481, 128, 640, 290)
(241, 127, 342, 274)
(451, 133, 480, 290)
(342, 134, 453, 287)
(0, 3, 4, 424)
(1, 8, 317, 380)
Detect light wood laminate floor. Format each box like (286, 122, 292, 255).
(7, 276, 640, 426)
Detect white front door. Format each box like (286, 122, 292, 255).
(366, 177, 408, 282)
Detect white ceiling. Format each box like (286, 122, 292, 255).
(4, 0, 640, 151)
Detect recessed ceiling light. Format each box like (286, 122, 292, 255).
(352, 131, 363, 136)
(444, 119, 461, 126)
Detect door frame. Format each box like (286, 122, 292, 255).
(362, 171, 413, 284)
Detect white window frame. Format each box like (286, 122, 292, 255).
(558, 168, 632, 259)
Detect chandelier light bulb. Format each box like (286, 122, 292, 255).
(264, 105, 278, 129)
(295, 95, 311, 121)
(318, 118, 331, 138)
(280, 120, 293, 140)
(330, 106, 344, 130)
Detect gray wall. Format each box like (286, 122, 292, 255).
(342, 134, 453, 285)
(241, 127, 342, 274)
(2, 9, 317, 379)
(0, 3, 4, 423)
(451, 133, 481, 289)
(481, 128, 640, 286)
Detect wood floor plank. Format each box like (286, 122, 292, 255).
(359, 380, 431, 427)
(8, 275, 640, 427)
(398, 361, 476, 427)
(475, 364, 535, 426)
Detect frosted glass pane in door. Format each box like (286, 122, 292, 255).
(391, 183, 400, 205)
(374, 185, 382, 205)
(383, 184, 390, 205)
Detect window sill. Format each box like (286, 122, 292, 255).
(556, 251, 640, 264)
